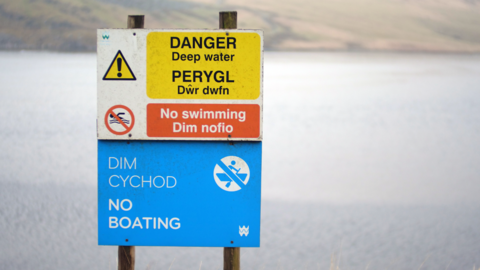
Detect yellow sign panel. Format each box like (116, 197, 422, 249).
(146, 31, 261, 100)
(103, 50, 136, 80)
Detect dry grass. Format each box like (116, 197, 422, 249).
(1, 0, 480, 51)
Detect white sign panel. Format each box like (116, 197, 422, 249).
(97, 29, 264, 141)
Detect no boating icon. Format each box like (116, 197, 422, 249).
(104, 105, 135, 135)
(214, 156, 250, 192)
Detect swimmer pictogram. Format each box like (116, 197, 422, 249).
(104, 105, 135, 135)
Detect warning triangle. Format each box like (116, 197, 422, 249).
(103, 50, 136, 80)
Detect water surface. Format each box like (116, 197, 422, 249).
(0, 51, 479, 269)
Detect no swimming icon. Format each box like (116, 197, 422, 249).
(104, 105, 135, 135)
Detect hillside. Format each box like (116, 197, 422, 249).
(0, 0, 480, 52)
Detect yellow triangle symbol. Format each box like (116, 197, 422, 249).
(103, 50, 136, 80)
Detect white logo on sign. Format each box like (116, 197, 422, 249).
(239, 226, 249, 237)
(213, 156, 250, 192)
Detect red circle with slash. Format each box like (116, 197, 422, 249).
(104, 105, 135, 135)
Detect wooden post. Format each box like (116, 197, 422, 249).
(224, 247, 240, 270)
(219, 11, 237, 29)
(127, 15, 145, 29)
(118, 246, 135, 270)
(117, 16, 144, 270)
(220, 12, 240, 270)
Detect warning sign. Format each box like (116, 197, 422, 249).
(104, 105, 135, 135)
(146, 103, 260, 139)
(146, 32, 261, 100)
(103, 50, 136, 80)
(97, 29, 263, 141)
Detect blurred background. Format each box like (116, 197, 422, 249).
(1, 0, 480, 52)
(1, 0, 480, 269)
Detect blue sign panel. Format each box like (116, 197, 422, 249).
(98, 140, 262, 247)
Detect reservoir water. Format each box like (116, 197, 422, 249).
(0, 51, 479, 269)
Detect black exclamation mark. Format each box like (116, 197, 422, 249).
(117, 58, 122, 77)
